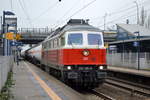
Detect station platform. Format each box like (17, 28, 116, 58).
(11, 61, 84, 100)
(107, 66, 150, 78)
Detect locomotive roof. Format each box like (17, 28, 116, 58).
(44, 19, 102, 41)
(63, 24, 101, 32)
(64, 19, 101, 32)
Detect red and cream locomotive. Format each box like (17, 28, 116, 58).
(25, 19, 107, 88)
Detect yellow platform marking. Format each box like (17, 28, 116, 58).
(24, 62, 62, 100)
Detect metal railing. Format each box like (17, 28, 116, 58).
(0, 56, 13, 91)
(18, 28, 51, 36)
(107, 52, 150, 70)
(17, 28, 52, 43)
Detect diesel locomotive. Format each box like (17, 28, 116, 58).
(24, 19, 107, 88)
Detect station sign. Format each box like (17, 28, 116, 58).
(10, 41, 23, 46)
(14, 34, 21, 40)
(5, 32, 21, 40)
(133, 41, 139, 47)
(16, 42, 23, 46)
(5, 32, 15, 40)
(10, 41, 16, 46)
(109, 45, 117, 50)
(134, 31, 139, 36)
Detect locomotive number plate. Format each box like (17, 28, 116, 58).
(83, 57, 88, 60)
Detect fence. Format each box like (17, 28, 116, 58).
(107, 52, 150, 70)
(0, 56, 13, 91)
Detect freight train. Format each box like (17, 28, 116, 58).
(24, 19, 107, 88)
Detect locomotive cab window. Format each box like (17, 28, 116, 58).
(88, 34, 102, 45)
(68, 33, 83, 45)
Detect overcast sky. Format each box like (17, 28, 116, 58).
(1, 0, 150, 29)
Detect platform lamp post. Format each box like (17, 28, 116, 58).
(134, 31, 140, 70)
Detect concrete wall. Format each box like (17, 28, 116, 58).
(0, 56, 13, 91)
(107, 52, 150, 70)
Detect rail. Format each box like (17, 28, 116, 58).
(105, 78, 150, 97)
(91, 89, 115, 100)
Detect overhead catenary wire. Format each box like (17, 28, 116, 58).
(65, 0, 96, 21)
(98, 13, 136, 28)
(92, 0, 149, 21)
(32, 1, 59, 22)
(53, 0, 97, 29)
(22, 0, 28, 12)
(54, 0, 147, 29)
(90, 0, 150, 29)
(18, 0, 30, 20)
(98, 7, 150, 28)
(17, 0, 32, 27)
(53, 0, 80, 28)
(91, 6, 137, 28)
(108, 0, 149, 16)
(10, 0, 13, 11)
(105, 7, 137, 23)
(17, 0, 149, 28)
(57, 0, 80, 23)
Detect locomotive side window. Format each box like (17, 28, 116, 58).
(88, 34, 102, 45)
(51, 40, 53, 48)
(46, 41, 48, 49)
(44, 43, 46, 49)
(61, 37, 65, 46)
(68, 33, 83, 45)
(42, 43, 44, 49)
(52, 40, 54, 48)
(45, 42, 47, 49)
(54, 39, 57, 48)
(57, 39, 59, 46)
(49, 40, 51, 49)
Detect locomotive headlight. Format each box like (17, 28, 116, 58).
(99, 66, 104, 70)
(82, 50, 90, 56)
(67, 66, 71, 70)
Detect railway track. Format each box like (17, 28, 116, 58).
(76, 76, 150, 100)
(78, 88, 115, 100)
(90, 89, 115, 100)
(105, 77, 150, 98)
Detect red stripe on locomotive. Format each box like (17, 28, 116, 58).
(42, 49, 106, 66)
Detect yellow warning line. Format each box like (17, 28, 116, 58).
(24, 62, 62, 100)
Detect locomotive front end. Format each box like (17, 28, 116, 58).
(61, 31, 107, 88)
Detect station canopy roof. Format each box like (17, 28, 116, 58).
(117, 24, 150, 36)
